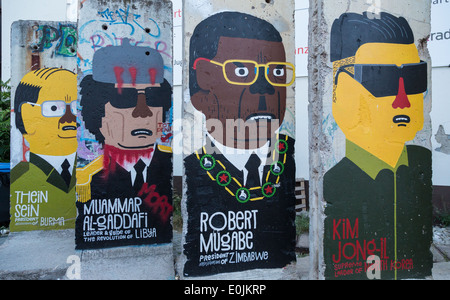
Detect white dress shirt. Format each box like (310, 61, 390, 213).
(206, 133, 270, 186)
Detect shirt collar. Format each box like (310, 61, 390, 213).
(119, 156, 152, 173)
(34, 152, 76, 175)
(345, 140, 409, 180)
(206, 132, 270, 171)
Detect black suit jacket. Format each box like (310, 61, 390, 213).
(75, 146, 172, 250)
(11, 152, 76, 193)
(183, 135, 297, 277)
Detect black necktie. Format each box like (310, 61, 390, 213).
(61, 159, 71, 187)
(245, 153, 261, 188)
(133, 159, 146, 191)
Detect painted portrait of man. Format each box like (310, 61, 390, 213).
(75, 39, 173, 249)
(323, 12, 432, 280)
(10, 68, 78, 231)
(183, 12, 297, 277)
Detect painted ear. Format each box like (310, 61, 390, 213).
(332, 73, 363, 131)
(194, 59, 216, 91)
(20, 104, 37, 136)
(191, 59, 215, 111)
(190, 89, 211, 112)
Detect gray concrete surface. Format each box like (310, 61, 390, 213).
(0, 229, 174, 280)
(0, 229, 448, 280)
(0, 230, 75, 279)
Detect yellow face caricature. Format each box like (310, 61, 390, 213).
(333, 43, 425, 167)
(19, 69, 77, 156)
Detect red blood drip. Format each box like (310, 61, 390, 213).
(149, 68, 157, 85)
(129, 67, 137, 87)
(114, 66, 125, 94)
(102, 144, 155, 179)
(392, 77, 411, 109)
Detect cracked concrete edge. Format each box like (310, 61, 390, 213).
(307, 0, 433, 280)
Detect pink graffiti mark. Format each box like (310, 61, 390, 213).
(77, 140, 103, 161)
(154, 41, 172, 59)
(129, 67, 137, 87)
(138, 183, 173, 223)
(114, 66, 125, 94)
(90, 34, 105, 52)
(149, 68, 157, 85)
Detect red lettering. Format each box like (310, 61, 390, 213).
(174, 9, 182, 18)
(346, 218, 359, 239)
(343, 242, 356, 260)
(333, 219, 342, 240)
(332, 238, 388, 265)
(332, 241, 342, 263)
(333, 218, 358, 240)
(296, 47, 309, 55)
(138, 183, 173, 223)
(356, 240, 365, 261)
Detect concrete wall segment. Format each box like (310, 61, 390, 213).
(309, 0, 433, 280)
(180, 0, 298, 279)
(9, 20, 78, 232)
(75, 0, 174, 250)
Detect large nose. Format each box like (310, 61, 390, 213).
(132, 93, 153, 118)
(249, 67, 275, 95)
(392, 77, 411, 109)
(59, 104, 76, 124)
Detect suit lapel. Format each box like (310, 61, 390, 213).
(203, 136, 244, 183)
(30, 153, 75, 193)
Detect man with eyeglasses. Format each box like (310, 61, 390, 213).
(183, 12, 297, 277)
(323, 12, 432, 280)
(75, 39, 173, 249)
(10, 68, 77, 231)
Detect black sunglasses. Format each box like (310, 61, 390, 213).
(108, 80, 172, 109)
(335, 61, 428, 98)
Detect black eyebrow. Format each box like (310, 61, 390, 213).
(232, 62, 246, 67)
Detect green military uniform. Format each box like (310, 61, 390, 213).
(324, 141, 433, 280)
(10, 153, 76, 231)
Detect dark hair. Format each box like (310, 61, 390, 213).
(80, 75, 172, 145)
(14, 83, 42, 134)
(189, 11, 283, 95)
(330, 12, 415, 62)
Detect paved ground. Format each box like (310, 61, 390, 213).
(0, 229, 174, 280)
(0, 228, 448, 280)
